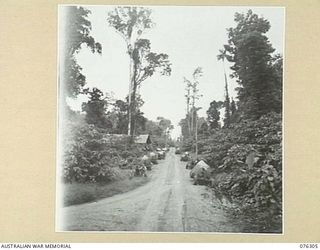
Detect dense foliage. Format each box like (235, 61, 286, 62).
(62, 96, 174, 184)
(82, 88, 112, 129)
(200, 113, 282, 231)
(178, 10, 283, 232)
(63, 122, 144, 183)
(61, 6, 283, 231)
(206, 100, 223, 129)
(62, 6, 102, 99)
(223, 10, 282, 119)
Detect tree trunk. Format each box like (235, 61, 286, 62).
(130, 82, 138, 137)
(130, 55, 139, 137)
(222, 58, 228, 88)
(186, 97, 191, 137)
(127, 56, 134, 136)
(195, 114, 198, 158)
(191, 96, 195, 137)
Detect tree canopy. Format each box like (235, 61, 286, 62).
(82, 88, 112, 129)
(63, 7, 102, 99)
(222, 9, 282, 119)
(107, 7, 171, 136)
(206, 100, 223, 130)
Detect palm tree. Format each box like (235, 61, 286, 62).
(217, 49, 228, 88)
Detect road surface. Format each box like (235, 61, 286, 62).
(60, 149, 242, 232)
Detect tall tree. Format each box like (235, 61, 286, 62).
(129, 94, 147, 135)
(190, 67, 203, 135)
(270, 54, 283, 113)
(142, 117, 173, 146)
(223, 81, 231, 128)
(62, 6, 102, 100)
(107, 7, 153, 136)
(230, 98, 237, 115)
(184, 77, 192, 136)
(183, 67, 203, 157)
(144, 120, 162, 136)
(111, 99, 128, 134)
(217, 49, 231, 127)
(193, 107, 202, 157)
(157, 117, 174, 145)
(184, 67, 203, 136)
(107, 7, 171, 136)
(198, 118, 209, 136)
(230, 98, 238, 123)
(206, 100, 223, 129)
(82, 88, 112, 129)
(179, 115, 191, 140)
(222, 9, 282, 119)
(157, 117, 173, 131)
(130, 39, 171, 135)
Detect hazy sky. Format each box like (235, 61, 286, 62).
(64, 5, 285, 138)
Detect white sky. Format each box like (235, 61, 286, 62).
(64, 5, 285, 138)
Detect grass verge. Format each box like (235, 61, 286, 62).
(62, 176, 150, 207)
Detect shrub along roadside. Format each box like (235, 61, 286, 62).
(63, 176, 150, 206)
(61, 118, 151, 206)
(62, 122, 144, 184)
(199, 112, 282, 232)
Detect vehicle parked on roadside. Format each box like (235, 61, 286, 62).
(180, 152, 190, 161)
(161, 147, 168, 153)
(175, 147, 181, 154)
(157, 150, 166, 160)
(156, 147, 166, 160)
(149, 152, 158, 164)
(142, 155, 152, 170)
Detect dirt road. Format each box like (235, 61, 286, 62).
(60, 149, 241, 232)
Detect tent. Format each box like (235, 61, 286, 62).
(103, 134, 151, 145)
(134, 134, 152, 144)
(190, 160, 210, 178)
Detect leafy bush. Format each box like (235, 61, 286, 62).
(62, 123, 144, 183)
(199, 112, 282, 228)
(180, 137, 194, 152)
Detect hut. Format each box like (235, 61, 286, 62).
(134, 134, 152, 150)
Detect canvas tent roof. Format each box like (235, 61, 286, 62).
(103, 134, 151, 144)
(105, 134, 128, 138)
(190, 160, 210, 176)
(103, 134, 129, 142)
(134, 134, 151, 144)
(195, 160, 210, 169)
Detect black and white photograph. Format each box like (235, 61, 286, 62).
(56, 5, 284, 233)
